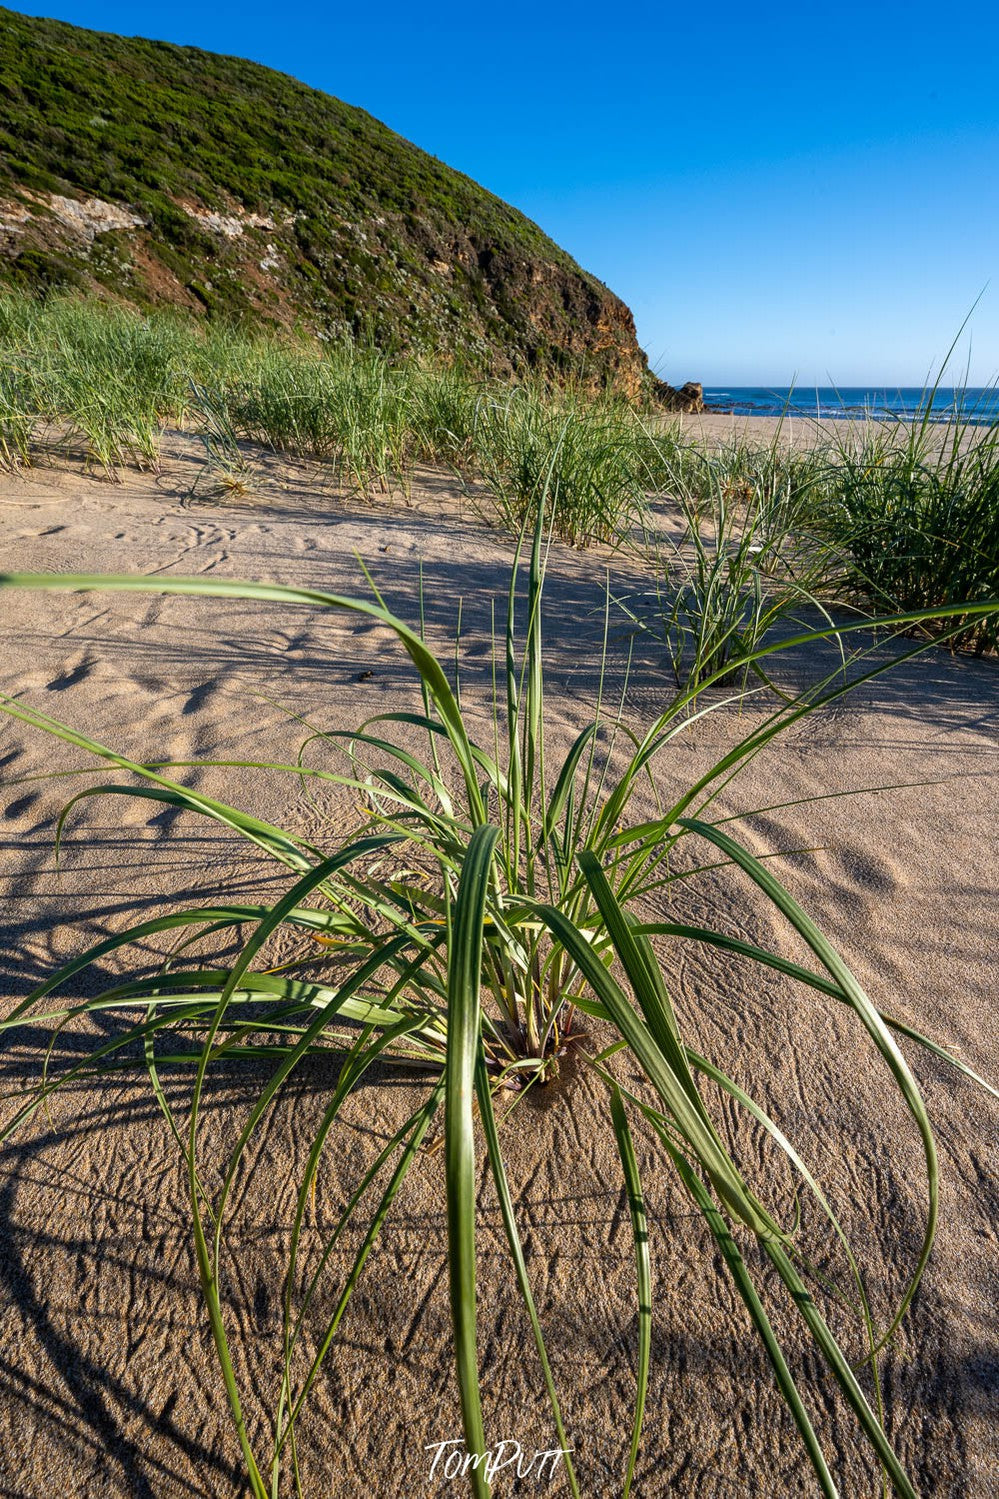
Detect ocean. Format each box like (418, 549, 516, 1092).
(701, 386, 999, 424)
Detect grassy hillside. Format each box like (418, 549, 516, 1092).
(0, 7, 697, 402)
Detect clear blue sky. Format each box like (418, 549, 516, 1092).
(13, 1, 999, 385)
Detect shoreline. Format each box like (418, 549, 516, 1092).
(675, 408, 997, 448)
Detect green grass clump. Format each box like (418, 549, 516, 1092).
(227, 339, 414, 490)
(407, 364, 485, 468)
(818, 409, 999, 655)
(472, 386, 648, 543)
(626, 429, 844, 690)
(0, 292, 187, 475)
(1, 519, 997, 1497)
(0, 356, 34, 472)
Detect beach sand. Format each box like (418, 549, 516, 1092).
(677, 409, 995, 451)
(1, 434, 997, 1497)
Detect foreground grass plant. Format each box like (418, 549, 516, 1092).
(1, 512, 996, 1497)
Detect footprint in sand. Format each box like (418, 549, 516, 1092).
(822, 845, 908, 899)
(182, 680, 218, 716)
(16, 524, 67, 539)
(45, 655, 94, 692)
(4, 790, 41, 820)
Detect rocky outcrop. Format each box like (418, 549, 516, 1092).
(654, 380, 705, 413)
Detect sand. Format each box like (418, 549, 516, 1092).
(0, 431, 997, 1497)
(678, 409, 995, 452)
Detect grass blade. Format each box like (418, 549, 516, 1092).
(607, 1085, 651, 1498)
(445, 824, 500, 1497)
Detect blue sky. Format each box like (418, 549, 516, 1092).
(13, 2, 999, 385)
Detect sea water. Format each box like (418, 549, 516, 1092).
(701, 387, 999, 424)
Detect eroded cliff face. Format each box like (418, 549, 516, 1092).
(0, 8, 698, 402)
(0, 189, 694, 401)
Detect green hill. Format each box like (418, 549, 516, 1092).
(0, 7, 700, 405)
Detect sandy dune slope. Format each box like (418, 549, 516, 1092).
(0, 437, 996, 1497)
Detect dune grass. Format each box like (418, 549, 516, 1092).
(3, 288, 999, 664)
(815, 405, 999, 656)
(471, 385, 651, 543)
(1, 507, 997, 1495)
(619, 426, 844, 690)
(0, 291, 657, 540)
